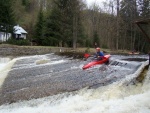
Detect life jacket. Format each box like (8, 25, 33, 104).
(96, 51, 104, 57)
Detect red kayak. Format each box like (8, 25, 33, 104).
(82, 55, 110, 70)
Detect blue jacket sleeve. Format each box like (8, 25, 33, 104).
(99, 52, 104, 56)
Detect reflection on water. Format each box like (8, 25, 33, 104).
(0, 54, 149, 113)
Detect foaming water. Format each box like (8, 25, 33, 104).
(0, 58, 11, 69)
(0, 55, 149, 113)
(0, 58, 16, 88)
(0, 73, 150, 113)
(0, 58, 11, 63)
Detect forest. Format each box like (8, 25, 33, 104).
(0, 0, 149, 52)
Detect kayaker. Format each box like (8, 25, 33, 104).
(95, 47, 104, 60)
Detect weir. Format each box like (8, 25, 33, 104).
(0, 54, 149, 105)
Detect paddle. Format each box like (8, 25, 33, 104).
(83, 53, 96, 61)
(84, 53, 90, 58)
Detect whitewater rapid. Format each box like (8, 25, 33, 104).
(0, 57, 15, 88)
(0, 54, 149, 113)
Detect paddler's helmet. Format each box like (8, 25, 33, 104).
(96, 47, 100, 51)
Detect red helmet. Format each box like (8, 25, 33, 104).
(96, 47, 100, 50)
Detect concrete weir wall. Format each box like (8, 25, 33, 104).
(0, 45, 60, 56)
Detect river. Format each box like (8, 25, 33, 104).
(0, 54, 149, 113)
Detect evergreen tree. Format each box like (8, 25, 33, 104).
(0, 0, 15, 42)
(22, 0, 29, 6)
(0, 0, 15, 33)
(44, 0, 84, 47)
(44, 0, 62, 46)
(120, 0, 138, 50)
(34, 8, 44, 45)
(69, 0, 83, 48)
(138, 0, 150, 18)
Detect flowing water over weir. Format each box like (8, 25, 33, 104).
(0, 54, 150, 113)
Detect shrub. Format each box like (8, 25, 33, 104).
(6, 38, 30, 46)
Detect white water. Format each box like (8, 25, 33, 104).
(0, 57, 15, 88)
(0, 58, 11, 69)
(0, 56, 150, 113)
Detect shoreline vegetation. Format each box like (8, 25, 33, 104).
(0, 44, 142, 58)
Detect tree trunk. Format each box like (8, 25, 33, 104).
(141, 41, 146, 52)
(73, 15, 78, 49)
(133, 29, 136, 50)
(116, 0, 120, 50)
(130, 23, 133, 50)
(133, 0, 137, 50)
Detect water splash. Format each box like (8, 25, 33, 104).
(0, 58, 15, 88)
(0, 70, 150, 113)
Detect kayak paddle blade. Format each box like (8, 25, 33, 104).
(84, 53, 90, 58)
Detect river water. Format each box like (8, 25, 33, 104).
(0, 54, 149, 113)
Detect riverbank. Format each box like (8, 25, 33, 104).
(0, 44, 134, 58)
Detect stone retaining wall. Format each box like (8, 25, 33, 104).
(0, 44, 78, 57)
